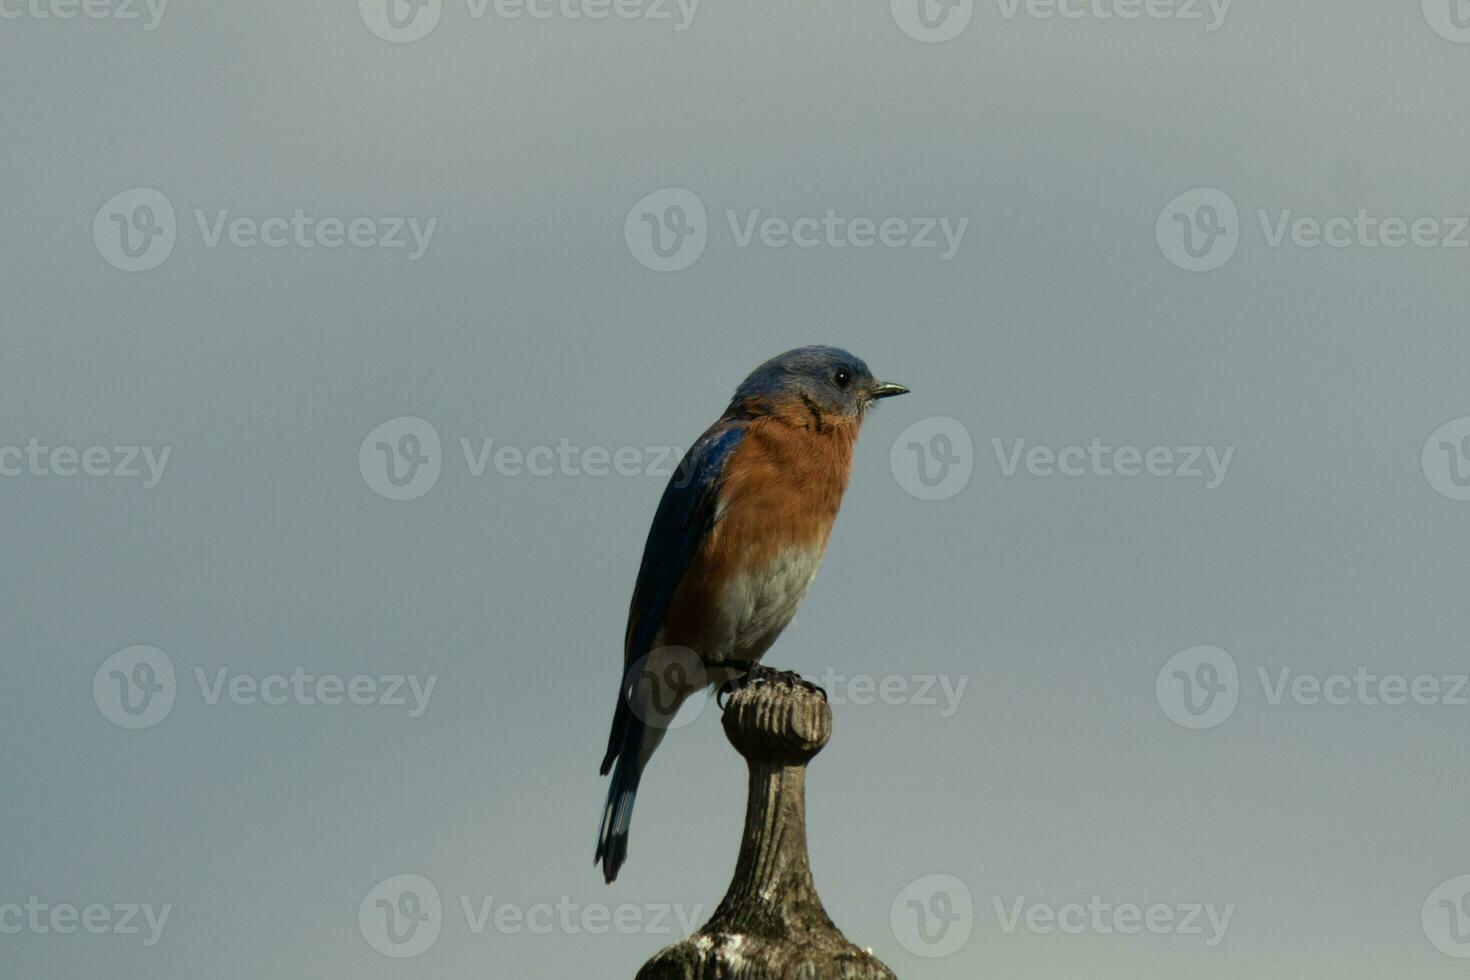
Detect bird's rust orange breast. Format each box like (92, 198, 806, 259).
(660, 413, 858, 650)
(717, 414, 856, 559)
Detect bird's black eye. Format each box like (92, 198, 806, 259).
(833, 369, 852, 389)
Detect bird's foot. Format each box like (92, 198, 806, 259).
(716, 664, 827, 708)
(716, 662, 772, 709)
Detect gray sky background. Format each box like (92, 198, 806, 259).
(5, 1, 1470, 977)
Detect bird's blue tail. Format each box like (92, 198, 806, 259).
(596, 697, 644, 884)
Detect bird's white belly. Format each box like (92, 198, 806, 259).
(707, 547, 825, 665)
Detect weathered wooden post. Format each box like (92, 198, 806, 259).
(637, 670, 897, 980)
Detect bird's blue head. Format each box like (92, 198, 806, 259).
(729, 346, 909, 422)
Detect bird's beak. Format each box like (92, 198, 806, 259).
(869, 381, 910, 400)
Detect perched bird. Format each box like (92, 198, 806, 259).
(596, 346, 908, 883)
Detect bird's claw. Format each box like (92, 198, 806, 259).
(716, 662, 772, 709)
(715, 664, 835, 709)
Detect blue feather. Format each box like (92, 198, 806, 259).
(596, 422, 745, 883)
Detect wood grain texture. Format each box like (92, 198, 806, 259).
(636, 671, 897, 980)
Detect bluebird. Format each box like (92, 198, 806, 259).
(596, 346, 908, 883)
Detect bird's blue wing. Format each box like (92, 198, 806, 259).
(621, 422, 745, 671)
(596, 420, 745, 881)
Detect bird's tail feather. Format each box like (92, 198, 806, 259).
(600, 693, 631, 776)
(595, 705, 645, 884)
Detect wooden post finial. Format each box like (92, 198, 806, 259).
(636, 669, 897, 980)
